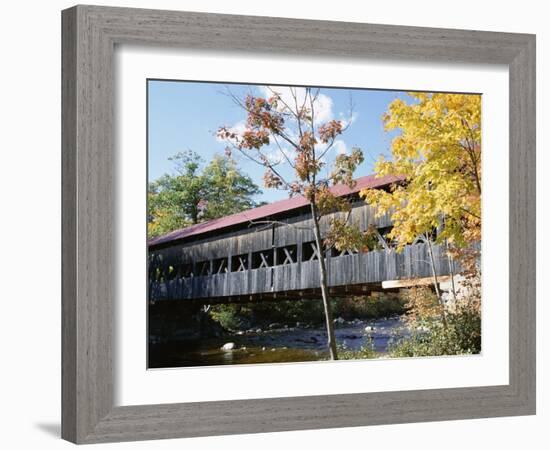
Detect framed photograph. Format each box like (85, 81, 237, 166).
(62, 5, 536, 444)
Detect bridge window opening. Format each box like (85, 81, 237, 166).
(331, 247, 359, 257)
(177, 264, 186, 277)
(364, 226, 396, 250)
(198, 261, 211, 276)
(180, 263, 194, 278)
(425, 227, 438, 242)
(378, 226, 392, 236)
(276, 245, 297, 265)
(213, 257, 228, 274)
(148, 255, 163, 281)
(302, 241, 323, 262)
(167, 265, 179, 280)
(252, 249, 273, 269)
(158, 269, 166, 282)
(410, 227, 438, 245)
(231, 254, 249, 272)
(149, 265, 161, 282)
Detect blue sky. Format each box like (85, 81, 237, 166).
(148, 80, 409, 203)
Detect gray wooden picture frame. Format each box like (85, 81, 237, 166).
(61, 4, 536, 444)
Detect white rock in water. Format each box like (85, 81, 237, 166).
(221, 342, 236, 351)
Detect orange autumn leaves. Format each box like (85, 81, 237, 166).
(217, 89, 366, 253)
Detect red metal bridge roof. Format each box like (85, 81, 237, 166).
(148, 174, 401, 247)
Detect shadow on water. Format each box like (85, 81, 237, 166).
(149, 316, 409, 368)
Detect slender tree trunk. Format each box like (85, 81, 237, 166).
(310, 202, 338, 360)
(445, 240, 457, 302)
(425, 235, 447, 328)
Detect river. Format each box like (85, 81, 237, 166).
(149, 316, 410, 368)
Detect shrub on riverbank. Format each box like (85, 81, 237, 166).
(331, 295, 406, 321)
(335, 282, 481, 360)
(388, 285, 481, 357)
(337, 336, 378, 360)
(208, 294, 406, 331)
(209, 301, 327, 330)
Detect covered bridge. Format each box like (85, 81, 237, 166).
(148, 174, 455, 304)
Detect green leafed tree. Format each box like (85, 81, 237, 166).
(201, 153, 265, 220)
(148, 150, 263, 238)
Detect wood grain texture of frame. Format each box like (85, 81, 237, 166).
(61, 5, 536, 444)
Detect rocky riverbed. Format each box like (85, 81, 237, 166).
(149, 315, 410, 368)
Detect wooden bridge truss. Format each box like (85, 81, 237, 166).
(148, 200, 457, 304)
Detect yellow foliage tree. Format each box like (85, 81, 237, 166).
(361, 92, 481, 250)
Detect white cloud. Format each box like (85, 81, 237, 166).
(216, 88, 350, 169)
(333, 139, 348, 155)
(259, 145, 294, 166)
(316, 139, 348, 157)
(339, 110, 359, 128)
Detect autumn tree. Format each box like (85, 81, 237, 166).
(361, 92, 481, 307)
(218, 87, 365, 360)
(148, 150, 262, 238)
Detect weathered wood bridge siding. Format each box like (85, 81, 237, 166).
(149, 200, 455, 303)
